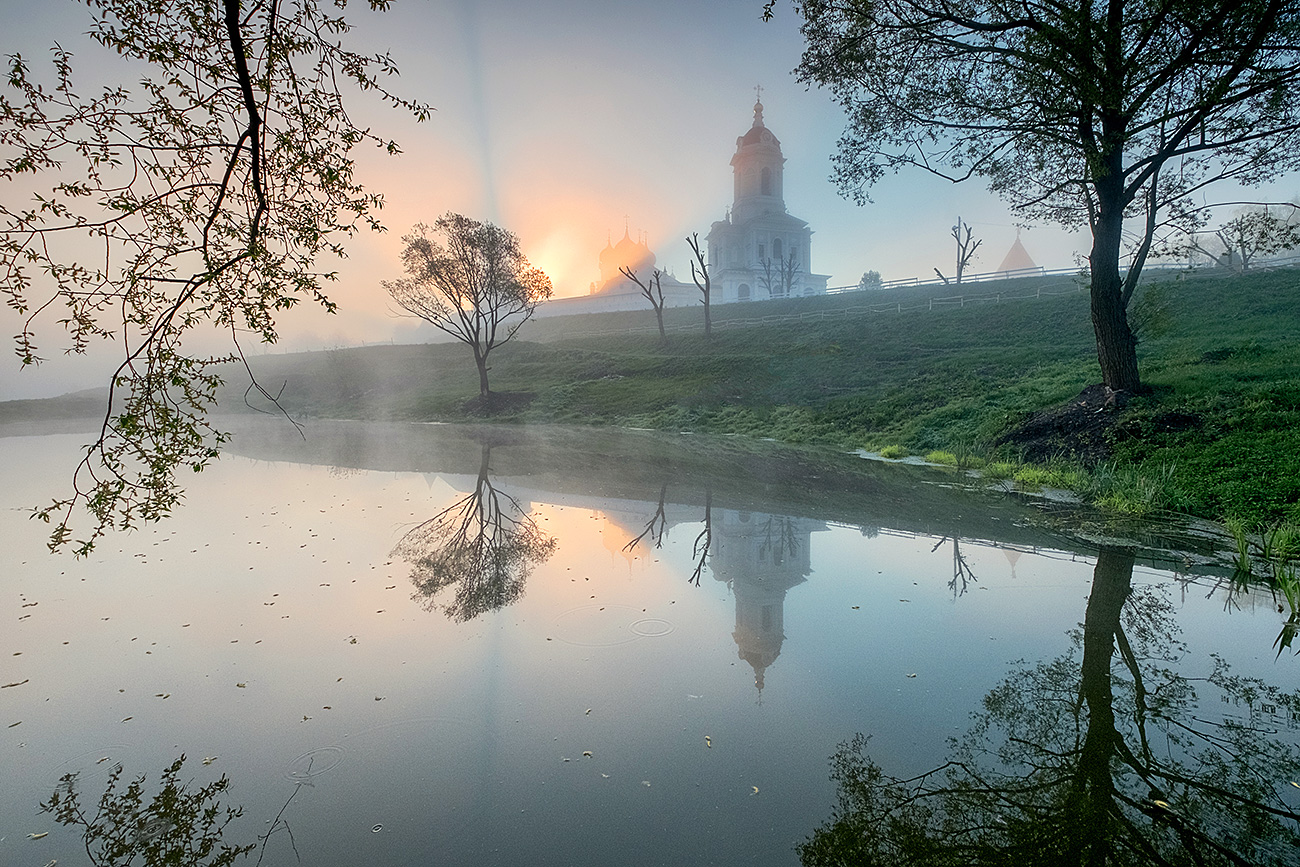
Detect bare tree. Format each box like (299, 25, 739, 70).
(384, 214, 552, 401)
(936, 217, 982, 287)
(780, 250, 801, 297)
(620, 266, 667, 342)
(394, 444, 556, 622)
(687, 233, 712, 337)
(759, 257, 779, 299)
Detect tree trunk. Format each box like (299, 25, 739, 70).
(473, 348, 490, 396)
(655, 308, 666, 342)
(1089, 196, 1142, 392)
(1070, 546, 1136, 866)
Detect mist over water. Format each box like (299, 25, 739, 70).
(2, 420, 1294, 866)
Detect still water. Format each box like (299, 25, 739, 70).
(2, 420, 1297, 865)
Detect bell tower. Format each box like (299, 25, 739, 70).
(730, 91, 786, 225)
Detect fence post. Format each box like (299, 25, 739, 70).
(929, 298, 933, 311)
(897, 302, 901, 313)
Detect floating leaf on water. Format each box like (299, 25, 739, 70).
(1291, 781, 1300, 789)
(121, 717, 132, 722)
(851, 606, 860, 610)
(642, 780, 651, 787)
(585, 708, 592, 715)
(7, 721, 20, 728)
(96, 757, 109, 763)
(582, 751, 593, 757)
(562, 757, 571, 762)
(2, 679, 29, 689)
(371, 824, 383, 833)
(899, 599, 910, 603)
(1152, 799, 1171, 809)
(375, 696, 384, 701)
(705, 736, 712, 748)
(202, 756, 218, 765)
(601, 774, 610, 779)
(236, 683, 247, 688)
(27, 832, 48, 839)
(907, 673, 917, 678)
(323, 706, 332, 710)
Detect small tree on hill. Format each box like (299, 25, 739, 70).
(1172, 204, 1300, 271)
(858, 270, 883, 291)
(620, 266, 667, 341)
(385, 214, 552, 399)
(687, 233, 712, 337)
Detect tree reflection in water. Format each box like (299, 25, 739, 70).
(801, 547, 1300, 867)
(394, 443, 556, 621)
(41, 755, 254, 867)
(622, 485, 714, 586)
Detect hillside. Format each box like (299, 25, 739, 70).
(5, 268, 1298, 525)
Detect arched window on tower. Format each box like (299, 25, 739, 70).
(737, 283, 752, 302)
(761, 167, 772, 196)
(773, 238, 783, 261)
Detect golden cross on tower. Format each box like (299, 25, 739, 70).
(754, 84, 763, 103)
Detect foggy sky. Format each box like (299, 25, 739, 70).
(2, 0, 1295, 399)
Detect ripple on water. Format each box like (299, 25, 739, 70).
(629, 618, 674, 638)
(552, 605, 675, 646)
(283, 745, 345, 782)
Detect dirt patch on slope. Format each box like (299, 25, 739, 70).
(996, 384, 1131, 465)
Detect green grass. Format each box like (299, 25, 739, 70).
(217, 268, 1300, 525)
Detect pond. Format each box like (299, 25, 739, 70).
(2, 420, 1298, 866)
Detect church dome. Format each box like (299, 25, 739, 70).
(596, 227, 657, 290)
(739, 100, 781, 148)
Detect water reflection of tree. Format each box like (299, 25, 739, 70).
(622, 485, 713, 586)
(801, 547, 1300, 867)
(758, 515, 800, 568)
(41, 755, 254, 867)
(931, 535, 978, 597)
(394, 444, 555, 621)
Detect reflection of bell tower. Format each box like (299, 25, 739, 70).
(710, 510, 826, 695)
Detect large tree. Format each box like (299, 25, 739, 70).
(796, 0, 1300, 392)
(2, 0, 428, 554)
(384, 213, 552, 399)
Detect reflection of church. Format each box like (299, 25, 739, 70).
(709, 509, 828, 694)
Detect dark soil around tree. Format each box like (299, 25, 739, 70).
(463, 391, 536, 416)
(996, 384, 1132, 465)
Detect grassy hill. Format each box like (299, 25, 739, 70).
(6, 267, 1298, 526)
